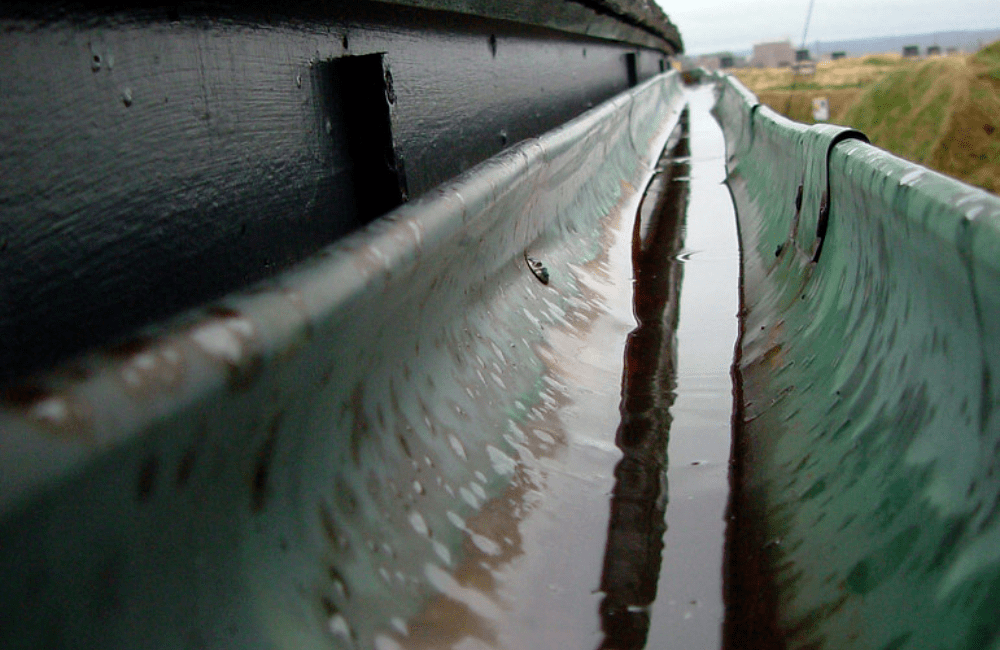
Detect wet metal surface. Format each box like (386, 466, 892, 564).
(0, 75, 691, 649)
(398, 87, 739, 649)
(715, 73, 1000, 649)
(0, 77, 745, 650)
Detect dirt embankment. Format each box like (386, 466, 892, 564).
(732, 43, 1000, 194)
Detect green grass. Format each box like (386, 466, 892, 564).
(737, 43, 1000, 194)
(844, 67, 953, 162)
(973, 42, 1000, 84)
(863, 56, 897, 66)
(974, 40, 1000, 68)
(770, 81, 866, 91)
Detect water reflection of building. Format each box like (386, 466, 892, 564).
(597, 109, 690, 650)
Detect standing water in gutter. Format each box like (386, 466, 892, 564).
(641, 85, 742, 648)
(596, 105, 689, 649)
(396, 85, 741, 650)
(0, 78, 747, 650)
(391, 86, 739, 649)
(600, 84, 742, 649)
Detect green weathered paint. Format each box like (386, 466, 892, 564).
(0, 73, 685, 649)
(715, 74, 1000, 650)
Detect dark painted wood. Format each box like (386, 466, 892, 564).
(0, 0, 683, 53)
(0, 2, 677, 381)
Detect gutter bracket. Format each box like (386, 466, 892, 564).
(792, 124, 868, 262)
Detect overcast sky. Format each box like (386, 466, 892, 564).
(658, 0, 997, 54)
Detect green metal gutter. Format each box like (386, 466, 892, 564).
(713, 74, 1000, 650)
(0, 73, 684, 649)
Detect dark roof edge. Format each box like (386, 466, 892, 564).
(569, 0, 683, 52)
(369, 0, 684, 53)
(1, 0, 683, 53)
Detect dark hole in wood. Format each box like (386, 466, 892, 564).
(315, 53, 407, 226)
(625, 52, 638, 88)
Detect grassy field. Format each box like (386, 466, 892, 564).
(731, 43, 1000, 194)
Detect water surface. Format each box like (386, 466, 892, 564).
(396, 85, 739, 649)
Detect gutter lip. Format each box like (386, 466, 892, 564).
(0, 71, 686, 517)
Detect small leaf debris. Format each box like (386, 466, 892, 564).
(525, 254, 549, 285)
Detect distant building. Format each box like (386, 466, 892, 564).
(795, 48, 811, 62)
(927, 45, 942, 56)
(831, 51, 847, 60)
(752, 40, 796, 68)
(903, 45, 920, 57)
(694, 52, 745, 70)
(801, 29, 1000, 60)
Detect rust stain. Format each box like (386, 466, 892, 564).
(302, 164, 629, 644)
(750, 344, 785, 372)
(276, 286, 316, 352)
(175, 446, 197, 488)
(30, 393, 95, 440)
(3, 383, 96, 441)
(189, 306, 263, 391)
(2, 384, 49, 407)
(49, 360, 94, 383)
(319, 500, 348, 551)
(105, 335, 157, 358)
(386, 215, 426, 257)
(393, 172, 627, 647)
(117, 339, 187, 399)
(766, 320, 788, 369)
(348, 383, 371, 466)
(352, 243, 391, 279)
(399, 593, 499, 649)
(333, 474, 360, 516)
(250, 414, 281, 513)
(396, 449, 542, 649)
(396, 360, 573, 649)
(137, 454, 158, 503)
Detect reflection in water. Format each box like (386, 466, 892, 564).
(597, 109, 690, 649)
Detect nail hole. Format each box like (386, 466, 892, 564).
(251, 418, 280, 513)
(176, 447, 196, 487)
(138, 455, 158, 502)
